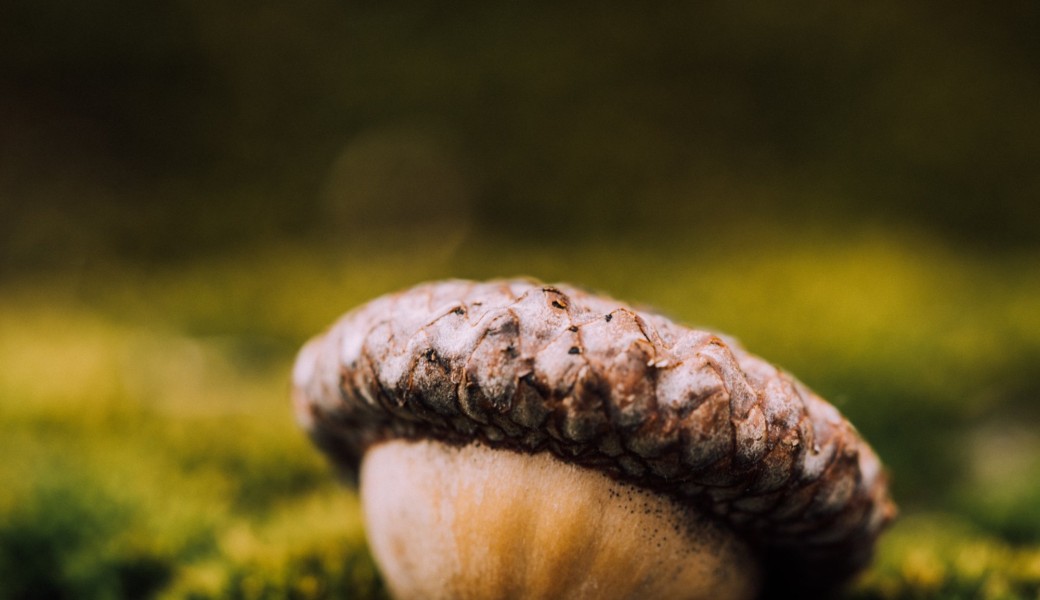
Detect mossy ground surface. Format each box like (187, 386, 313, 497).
(1, 231, 1038, 599)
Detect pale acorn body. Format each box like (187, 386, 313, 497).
(362, 439, 758, 600)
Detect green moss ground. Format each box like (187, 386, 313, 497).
(1, 230, 1038, 599)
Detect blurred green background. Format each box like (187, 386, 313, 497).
(1, 1, 1039, 598)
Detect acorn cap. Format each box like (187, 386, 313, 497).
(292, 279, 896, 593)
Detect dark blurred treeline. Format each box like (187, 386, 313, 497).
(2, 0, 1038, 274)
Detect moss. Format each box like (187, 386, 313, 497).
(852, 514, 1040, 600)
(0, 233, 1037, 598)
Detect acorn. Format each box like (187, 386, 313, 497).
(292, 279, 896, 599)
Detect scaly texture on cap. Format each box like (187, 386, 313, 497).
(292, 279, 896, 592)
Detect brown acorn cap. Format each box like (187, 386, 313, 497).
(292, 279, 896, 594)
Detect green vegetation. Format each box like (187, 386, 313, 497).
(2, 2, 1038, 597)
(2, 1, 1038, 273)
(1, 230, 1037, 598)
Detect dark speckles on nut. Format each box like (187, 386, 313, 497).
(293, 279, 895, 591)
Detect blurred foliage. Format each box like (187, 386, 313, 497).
(1, 1, 1039, 598)
(1, 0, 1039, 273)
